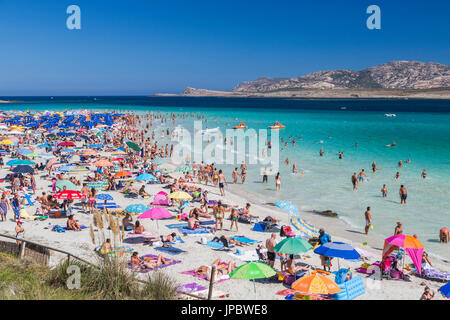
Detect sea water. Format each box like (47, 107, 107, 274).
(5, 97, 450, 260)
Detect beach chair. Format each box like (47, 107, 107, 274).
(24, 193, 35, 206)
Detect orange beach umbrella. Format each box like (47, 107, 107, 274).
(291, 272, 341, 294)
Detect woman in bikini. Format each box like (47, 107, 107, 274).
(195, 258, 237, 280)
(131, 252, 169, 270)
(229, 208, 239, 232)
(213, 205, 224, 231)
(67, 215, 81, 231)
(88, 188, 96, 214)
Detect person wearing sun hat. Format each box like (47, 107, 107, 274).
(15, 220, 24, 245)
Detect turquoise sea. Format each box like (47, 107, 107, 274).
(3, 97, 450, 260)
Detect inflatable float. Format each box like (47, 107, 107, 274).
(233, 123, 248, 129)
(268, 121, 285, 129)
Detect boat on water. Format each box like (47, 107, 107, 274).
(384, 113, 396, 117)
(233, 123, 248, 129)
(268, 121, 285, 129)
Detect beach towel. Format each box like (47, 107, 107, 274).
(196, 289, 230, 299)
(226, 249, 260, 262)
(128, 254, 181, 273)
(177, 282, 207, 294)
(24, 194, 35, 206)
(166, 220, 215, 229)
(126, 231, 155, 238)
(206, 241, 227, 249)
(230, 236, 258, 244)
(178, 227, 212, 236)
(412, 263, 450, 281)
(154, 246, 186, 255)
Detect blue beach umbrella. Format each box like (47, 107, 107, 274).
(60, 148, 75, 153)
(274, 201, 300, 217)
(96, 193, 114, 201)
(6, 159, 35, 166)
(135, 173, 157, 182)
(18, 148, 33, 155)
(125, 204, 150, 214)
(314, 241, 361, 269)
(438, 282, 450, 299)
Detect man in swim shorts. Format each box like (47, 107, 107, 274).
(266, 233, 277, 268)
(399, 185, 407, 204)
(364, 207, 372, 235)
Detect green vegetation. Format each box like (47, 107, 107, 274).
(0, 252, 179, 300)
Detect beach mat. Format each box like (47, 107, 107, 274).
(128, 254, 181, 273)
(226, 249, 260, 262)
(177, 282, 207, 294)
(126, 232, 155, 238)
(166, 220, 215, 229)
(230, 236, 258, 244)
(154, 246, 187, 255)
(206, 241, 226, 249)
(178, 227, 212, 236)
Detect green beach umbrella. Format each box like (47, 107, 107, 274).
(126, 141, 141, 152)
(6, 159, 36, 166)
(28, 153, 39, 158)
(55, 180, 77, 191)
(229, 262, 276, 298)
(273, 237, 312, 255)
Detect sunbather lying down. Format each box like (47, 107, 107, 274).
(195, 258, 237, 280)
(212, 235, 251, 247)
(130, 252, 171, 270)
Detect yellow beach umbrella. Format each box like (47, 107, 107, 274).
(0, 139, 14, 146)
(111, 150, 127, 155)
(167, 191, 192, 200)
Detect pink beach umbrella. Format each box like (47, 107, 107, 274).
(382, 234, 424, 275)
(138, 207, 173, 230)
(152, 191, 170, 206)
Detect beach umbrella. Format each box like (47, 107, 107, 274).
(94, 159, 114, 167)
(58, 141, 76, 147)
(55, 180, 77, 191)
(438, 282, 450, 299)
(126, 141, 141, 152)
(229, 262, 276, 298)
(112, 157, 124, 162)
(12, 165, 34, 174)
(18, 148, 33, 155)
(96, 193, 114, 201)
(60, 148, 75, 153)
(291, 273, 341, 295)
(274, 201, 300, 217)
(114, 171, 132, 178)
(57, 165, 75, 172)
(125, 204, 150, 214)
(37, 143, 51, 149)
(53, 190, 85, 200)
(274, 237, 312, 255)
(135, 173, 157, 182)
(0, 139, 14, 146)
(138, 207, 172, 220)
(27, 153, 38, 158)
(167, 191, 192, 200)
(90, 144, 103, 149)
(82, 149, 97, 156)
(6, 159, 35, 166)
(314, 241, 360, 269)
(382, 234, 424, 275)
(112, 150, 127, 155)
(314, 242, 361, 260)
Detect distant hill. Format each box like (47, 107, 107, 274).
(233, 61, 450, 93)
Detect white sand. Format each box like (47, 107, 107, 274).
(0, 159, 448, 301)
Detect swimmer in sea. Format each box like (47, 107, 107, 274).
(338, 152, 343, 159)
(422, 169, 427, 179)
(319, 149, 324, 157)
(292, 162, 298, 174)
(395, 172, 400, 180)
(352, 173, 358, 190)
(372, 161, 377, 173)
(398, 160, 403, 167)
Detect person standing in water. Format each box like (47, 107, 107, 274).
(232, 168, 238, 184)
(292, 162, 298, 174)
(421, 169, 427, 179)
(275, 172, 281, 191)
(394, 222, 403, 235)
(381, 184, 387, 198)
(372, 161, 377, 173)
(352, 173, 358, 190)
(399, 185, 407, 204)
(262, 167, 268, 183)
(364, 207, 372, 235)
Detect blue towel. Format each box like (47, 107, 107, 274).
(178, 227, 210, 235)
(154, 246, 186, 255)
(206, 241, 224, 249)
(166, 223, 188, 229)
(230, 236, 258, 244)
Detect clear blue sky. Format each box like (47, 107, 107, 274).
(0, 0, 449, 95)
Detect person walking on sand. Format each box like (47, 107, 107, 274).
(364, 207, 372, 235)
(400, 185, 407, 204)
(262, 167, 268, 183)
(229, 208, 239, 232)
(266, 233, 277, 268)
(275, 172, 281, 191)
(218, 169, 228, 197)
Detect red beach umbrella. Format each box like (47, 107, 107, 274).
(58, 141, 76, 147)
(53, 190, 85, 200)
